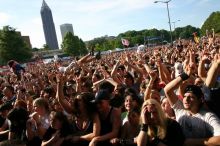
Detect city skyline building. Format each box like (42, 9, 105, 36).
(16, 31, 32, 49)
(60, 23, 74, 40)
(40, 0, 59, 49)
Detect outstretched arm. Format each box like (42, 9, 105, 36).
(205, 54, 220, 88)
(56, 74, 73, 114)
(144, 71, 157, 101)
(164, 76, 182, 106)
(198, 53, 208, 82)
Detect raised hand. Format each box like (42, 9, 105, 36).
(149, 70, 157, 82)
(56, 73, 65, 85)
(141, 105, 150, 124)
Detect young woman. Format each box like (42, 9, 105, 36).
(56, 74, 100, 146)
(121, 90, 142, 125)
(137, 99, 185, 146)
(26, 98, 50, 146)
(41, 111, 73, 146)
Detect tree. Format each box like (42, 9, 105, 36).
(174, 25, 200, 39)
(32, 47, 40, 52)
(0, 26, 32, 65)
(201, 11, 220, 35)
(61, 32, 87, 56)
(79, 39, 88, 55)
(86, 25, 201, 51)
(42, 44, 49, 51)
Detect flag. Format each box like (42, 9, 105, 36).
(121, 38, 129, 46)
(193, 32, 200, 44)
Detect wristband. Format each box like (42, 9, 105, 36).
(179, 72, 189, 81)
(141, 123, 148, 132)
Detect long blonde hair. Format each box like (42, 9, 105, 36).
(141, 99, 167, 139)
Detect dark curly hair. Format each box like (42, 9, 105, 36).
(50, 111, 73, 137)
(72, 92, 96, 120)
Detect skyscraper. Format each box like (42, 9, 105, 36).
(40, 0, 59, 49)
(60, 23, 74, 40)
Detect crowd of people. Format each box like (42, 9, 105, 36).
(0, 30, 220, 146)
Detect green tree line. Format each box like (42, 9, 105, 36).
(86, 25, 201, 51)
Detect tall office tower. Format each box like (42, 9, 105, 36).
(40, 0, 59, 49)
(60, 23, 74, 40)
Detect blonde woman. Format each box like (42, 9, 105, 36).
(26, 98, 50, 145)
(137, 99, 185, 146)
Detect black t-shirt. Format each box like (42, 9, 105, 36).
(8, 108, 29, 141)
(0, 115, 5, 127)
(147, 118, 185, 146)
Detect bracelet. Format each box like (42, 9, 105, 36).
(141, 123, 148, 132)
(179, 72, 189, 81)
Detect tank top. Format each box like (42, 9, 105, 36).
(100, 107, 113, 135)
(72, 119, 93, 136)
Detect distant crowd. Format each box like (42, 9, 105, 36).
(0, 29, 220, 146)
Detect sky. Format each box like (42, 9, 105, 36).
(0, 0, 219, 48)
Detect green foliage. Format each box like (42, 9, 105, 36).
(0, 26, 32, 65)
(86, 37, 107, 51)
(61, 32, 88, 56)
(201, 11, 220, 35)
(86, 25, 200, 51)
(32, 47, 40, 52)
(42, 44, 49, 51)
(174, 25, 200, 39)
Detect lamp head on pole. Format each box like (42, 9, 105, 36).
(154, 0, 171, 3)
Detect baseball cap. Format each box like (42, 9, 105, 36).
(184, 85, 203, 99)
(91, 89, 111, 103)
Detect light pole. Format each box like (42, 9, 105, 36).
(172, 19, 180, 40)
(154, 0, 172, 45)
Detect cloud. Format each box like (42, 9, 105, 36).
(0, 12, 10, 26)
(58, 0, 155, 13)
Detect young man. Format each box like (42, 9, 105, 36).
(90, 89, 121, 146)
(164, 72, 220, 145)
(1, 86, 16, 105)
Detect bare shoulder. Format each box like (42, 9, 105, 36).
(110, 107, 121, 122)
(112, 107, 121, 116)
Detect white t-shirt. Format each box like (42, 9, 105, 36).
(172, 100, 220, 138)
